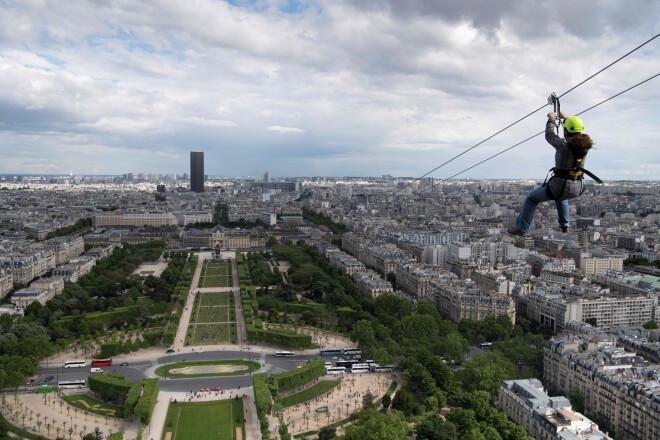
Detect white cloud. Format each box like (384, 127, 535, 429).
(0, 0, 658, 178)
(267, 126, 304, 133)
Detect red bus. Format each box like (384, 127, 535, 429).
(91, 359, 112, 367)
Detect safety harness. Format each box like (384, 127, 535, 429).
(543, 93, 603, 200)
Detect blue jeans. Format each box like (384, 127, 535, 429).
(515, 186, 569, 232)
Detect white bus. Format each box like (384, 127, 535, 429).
(343, 348, 362, 356)
(58, 380, 86, 389)
(63, 360, 87, 368)
(325, 366, 346, 375)
(369, 364, 395, 373)
(350, 367, 369, 374)
(275, 351, 295, 357)
(349, 363, 370, 370)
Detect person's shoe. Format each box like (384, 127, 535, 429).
(507, 227, 527, 237)
(560, 225, 569, 233)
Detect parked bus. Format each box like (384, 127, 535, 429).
(343, 348, 362, 356)
(325, 366, 346, 375)
(58, 380, 86, 389)
(320, 349, 342, 356)
(336, 360, 358, 368)
(63, 360, 87, 368)
(349, 363, 370, 373)
(369, 364, 395, 373)
(91, 359, 112, 367)
(275, 351, 295, 357)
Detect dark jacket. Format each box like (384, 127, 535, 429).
(544, 119, 585, 200)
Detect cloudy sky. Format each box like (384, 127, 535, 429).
(1, 0, 659, 179)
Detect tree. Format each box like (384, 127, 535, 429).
(318, 426, 337, 440)
(416, 416, 459, 440)
(362, 391, 375, 409)
(585, 318, 598, 327)
(344, 410, 409, 440)
(351, 320, 377, 350)
(460, 352, 517, 397)
(369, 347, 391, 365)
(568, 388, 585, 414)
(643, 320, 658, 330)
(438, 333, 469, 363)
(401, 314, 438, 342)
(382, 393, 392, 410)
(391, 387, 417, 415)
(446, 409, 479, 435)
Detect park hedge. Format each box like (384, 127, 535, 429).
(246, 326, 313, 349)
(273, 360, 325, 392)
(253, 373, 272, 440)
(280, 303, 325, 313)
(162, 325, 176, 345)
(55, 306, 141, 330)
(88, 373, 134, 402)
(100, 342, 122, 358)
(133, 379, 159, 425)
(142, 328, 164, 345)
(124, 383, 142, 418)
(253, 373, 273, 415)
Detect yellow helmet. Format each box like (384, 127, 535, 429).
(564, 116, 584, 133)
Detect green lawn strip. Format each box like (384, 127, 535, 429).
(187, 322, 237, 345)
(191, 322, 232, 344)
(193, 306, 232, 323)
(0, 412, 50, 440)
(201, 276, 232, 288)
(280, 380, 340, 407)
(198, 292, 232, 306)
(62, 394, 125, 418)
(204, 265, 228, 276)
(155, 359, 260, 378)
(162, 399, 244, 440)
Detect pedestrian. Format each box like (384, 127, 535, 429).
(509, 111, 598, 236)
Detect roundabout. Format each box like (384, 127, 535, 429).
(154, 359, 261, 378)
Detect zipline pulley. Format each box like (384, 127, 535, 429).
(548, 92, 561, 135)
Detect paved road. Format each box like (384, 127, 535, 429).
(35, 349, 318, 391)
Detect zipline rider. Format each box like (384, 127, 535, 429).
(509, 111, 601, 237)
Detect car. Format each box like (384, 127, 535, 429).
(120, 362, 129, 366)
(200, 388, 209, 392)
(211, 387, 221, 391)
(166, 348, 175, 353)
(44, 376, 54, 383)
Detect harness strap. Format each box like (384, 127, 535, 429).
(581, 168, 603, 184)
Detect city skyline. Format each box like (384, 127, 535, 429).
(0, 1, 659, 180)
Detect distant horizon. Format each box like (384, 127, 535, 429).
(0, 173, 658, 184)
